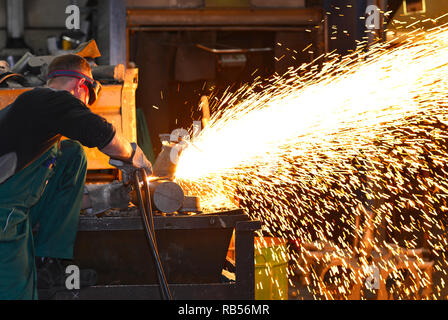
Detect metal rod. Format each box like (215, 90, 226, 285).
(133, 170, 173, 300)
(142, 170, 157, 246)
(196, 43, 272, 54)
(129, 26, 317, 32)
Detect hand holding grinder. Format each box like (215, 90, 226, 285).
(109, 142, 153, 182)
(82, 142, 186, 215)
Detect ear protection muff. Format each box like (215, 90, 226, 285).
(79, 81, 90, 105)
(47, 69, 102, 105)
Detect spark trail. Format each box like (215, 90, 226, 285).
(175, 24, 448, 299)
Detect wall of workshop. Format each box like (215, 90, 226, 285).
(321, 0, 448, 53)
(126, 0, 308, 8)
(323, 0, 368, 55)
(388, 0, 448, 28)
(0, 0, 5, 50)
(127, 0, 322, 155)
(126, 0, 204, 8)
(423, 0, 448, 17)
(0, 0, 89, 55)
(127, 0, 320, 154)
(130, 29, 278, 155)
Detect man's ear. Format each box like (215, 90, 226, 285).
(74, 78, 86, 95)
(77, 77, 86, 88)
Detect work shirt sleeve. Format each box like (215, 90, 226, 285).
(42, 89, 116, 149)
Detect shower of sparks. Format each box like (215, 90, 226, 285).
(175, 23, 448, 299)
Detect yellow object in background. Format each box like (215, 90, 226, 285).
(255, 237, 288, 300)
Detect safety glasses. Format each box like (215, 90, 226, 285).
(47, 69, 102, 105)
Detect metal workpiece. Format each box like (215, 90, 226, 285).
(149, 179, 184, 214)
(82, 181, 131, 215)
(179, 196, 201, 213)
(82, 178, 185, 215)
(152, 144, 180, 179)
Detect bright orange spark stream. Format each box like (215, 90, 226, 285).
(175, 24, 448, 299)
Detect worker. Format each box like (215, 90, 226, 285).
(0, 54, 152, 300)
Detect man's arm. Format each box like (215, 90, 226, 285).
(83, 133, 152, 214)
(99, 132, 133, 161)
(100, 132, 153, 177)
(42, 89, 151, 173)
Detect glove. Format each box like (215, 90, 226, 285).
(109, 143, 153, 179)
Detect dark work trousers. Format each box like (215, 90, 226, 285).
(0, 140, 87, 300)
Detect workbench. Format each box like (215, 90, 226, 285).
(39, 208, 261, 300)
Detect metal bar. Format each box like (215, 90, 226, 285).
(129, 26, 317, 31)
(196, 43, 272, 54)
(127, 8, 323, 27)
(235, 220, 261, 300)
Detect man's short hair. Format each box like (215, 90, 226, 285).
(47, 54, 91, 84)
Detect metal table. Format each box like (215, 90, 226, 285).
(40, 208, 261, 300)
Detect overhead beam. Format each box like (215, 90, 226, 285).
(127, 8, 323, 27)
